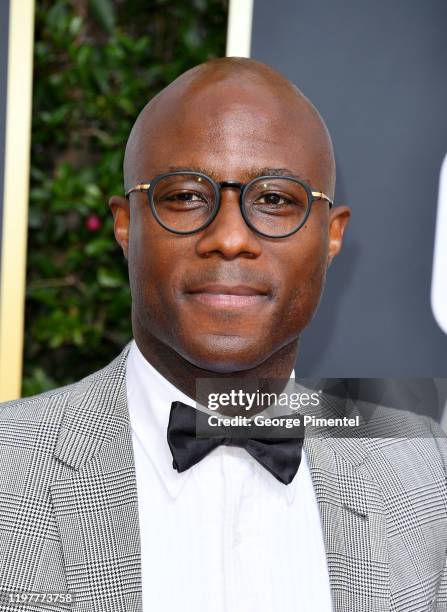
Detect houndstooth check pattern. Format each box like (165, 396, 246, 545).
(0, 342, 446, 611)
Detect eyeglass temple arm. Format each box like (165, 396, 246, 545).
(125, 183, 151, 199)
(312, 191, 333, 208)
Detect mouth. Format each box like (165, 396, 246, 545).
(184, 283, 271, 309)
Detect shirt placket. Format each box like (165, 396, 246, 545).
(222, 448, 256, 612)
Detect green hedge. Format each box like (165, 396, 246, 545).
(24, 0, 228, 396)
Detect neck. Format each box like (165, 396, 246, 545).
(132, 325, 299, 403)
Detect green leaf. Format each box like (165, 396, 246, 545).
(85, 238, 113, 256)
(90, 0, 116, 33)
(69, 16, 83, 37)
(28, 207, 44, 229)
(97, 267, 123, 288)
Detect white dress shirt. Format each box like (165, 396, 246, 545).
(126, 339, 333, 612)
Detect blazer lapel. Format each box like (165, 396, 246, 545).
(304, 392, 390, 612)
(49, 342, 142, 612)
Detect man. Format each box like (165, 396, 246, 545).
(0, 58, 446, 612)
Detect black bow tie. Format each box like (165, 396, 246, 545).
(167, 401, 304, 485)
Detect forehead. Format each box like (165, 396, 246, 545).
(128, 79, 333, 188)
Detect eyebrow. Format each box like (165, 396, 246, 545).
(163, 165, 310, 183)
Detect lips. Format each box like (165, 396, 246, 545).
(184, 283, 271, 308)
(187, 283, 269, 296)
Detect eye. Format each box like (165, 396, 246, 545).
(156, 189, 212, 213)
(248, 189, 307, 218)
(257, 192, 291, 206)
(254, 191, 303, 208)
(166, 191, 207, 202)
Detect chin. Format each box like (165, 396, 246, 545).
(178, 334, 270, 373)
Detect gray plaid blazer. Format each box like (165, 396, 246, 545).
(0, 342, 446, 612)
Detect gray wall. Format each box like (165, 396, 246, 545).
(0, 0, 10, 282)
(252, 0, 447, 377)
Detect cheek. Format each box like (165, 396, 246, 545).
(278, 227, 329, 327)
(128, 215, 197, 348)
(128, 212, 174, 307)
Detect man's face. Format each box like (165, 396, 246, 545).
(111, 74, 349, 372)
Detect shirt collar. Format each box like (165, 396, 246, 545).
(126, 339, 194, 499)
(126, 338, 297, 500)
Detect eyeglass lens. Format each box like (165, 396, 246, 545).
(151, 173, 309, 236)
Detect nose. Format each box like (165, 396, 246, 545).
(195, 186, 262, 260)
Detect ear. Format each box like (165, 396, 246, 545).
(109, 195, 130, 260)
(327, 205, 351, 267)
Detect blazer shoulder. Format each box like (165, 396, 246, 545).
(359, 405, 447, 479)
(0, 382, 74, 424)
(0, 364, 109, 430)
(0, 342, 132, 432)
(425, 413, 447, 472)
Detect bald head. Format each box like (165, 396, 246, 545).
(123, 57, 335, 196)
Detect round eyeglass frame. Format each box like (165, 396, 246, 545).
(125, 170, 333, 239)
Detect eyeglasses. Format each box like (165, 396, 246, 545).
(125, 171, 333, 238)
